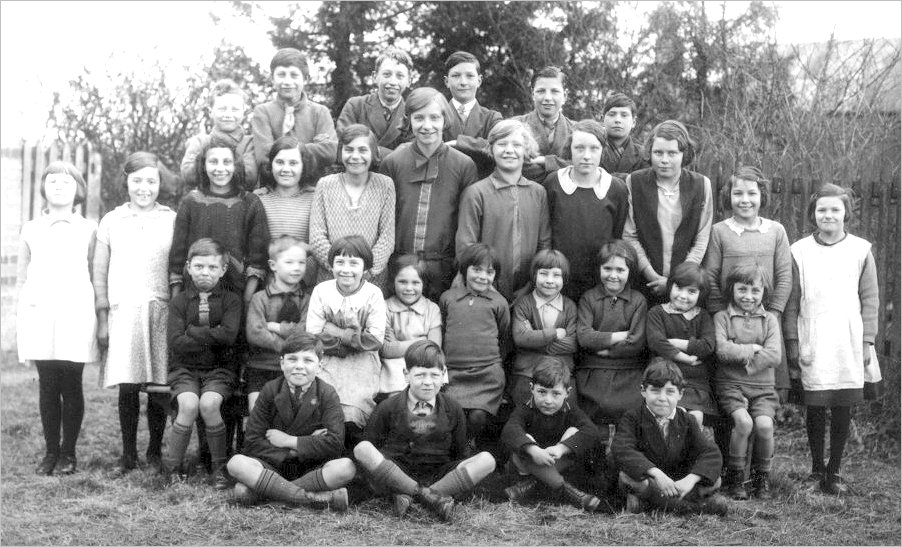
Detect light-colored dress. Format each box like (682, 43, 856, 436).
(380, 296, 442, 393)
(307, 279, 386, 427)
(93, 203, 175, 387)
(16, 211, 99, 363)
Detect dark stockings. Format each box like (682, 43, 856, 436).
(118, 384, 167, 459)
(35, 361, 84, 457)
(806, 405, 853, 475)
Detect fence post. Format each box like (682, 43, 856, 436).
(19, 140, 32, 225)
(86, 145, 102, 222)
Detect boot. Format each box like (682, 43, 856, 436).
(295, 488, 349, 512)
(56, 454, 77, 475)
(393, 494, 412, 517)
(414, 485, 455, 522)
(504, 477, 538, 502)
(750, 468, 771, 499)
(35, 453, 58, 476)
(694, 493, 730, 516)
(723, 468, 749, 501)
(820, 473, 849, 496)
(232, 483, 259, 506)
(212, 465, 232, 490)
(561, 481, 601, 512)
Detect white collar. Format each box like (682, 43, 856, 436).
(557, 167, 612, 200)
(725, 216, 772, 236)
(532, 291, 563, 312)
(661, 303, 701, 320)
(646, 405, 677, 421)
(407, 391, 437, 412)
(450, 98, 476, 115)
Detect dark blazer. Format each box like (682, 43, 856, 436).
(167, 283, 241, 371)
(242, 376, 345, 467)
(445, 102, 503, 180)
(501, 399, 600, 459)
(602, 138, 649, 179)
(612, 405, 721, 485)
(337, 93, 409, 157)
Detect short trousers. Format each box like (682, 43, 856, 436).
(369, 457, 463, 494)
(168, 367, 237, 400)
(257, 456, 323, 482)
(245, 368, 283, 393)
(716, 383, 779, 419)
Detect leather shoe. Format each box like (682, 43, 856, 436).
(56, 455, 77, 475)
(35, 453, 58, 476)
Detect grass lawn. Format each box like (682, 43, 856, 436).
(1, 358, 899, 546)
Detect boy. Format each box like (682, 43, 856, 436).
(501, 358, 602, 511)
(226, 331, 355, 511)
(599, 92, 649, 177)
(337, 46, 413, 157)
(252, 48, 337, 171)
(245, 235, 311, 415)
(353, 340, 496, 522)
(180, 79, 257, 190)
(163, 238, 242, 489)
(611, 360, 728, 515)
(512, 66, 573, 182)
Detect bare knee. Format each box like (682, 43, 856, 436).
(754, 416, 774, 437)
(353, 441, 382, 469)
(227, 454, 262, 483)
(325, 458, 357, 484)
(176, 393, 199, 422)
(198, 393, 224, 422)
(732, 410, 753, 435)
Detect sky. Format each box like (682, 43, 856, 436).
(1, 0, 900, 147)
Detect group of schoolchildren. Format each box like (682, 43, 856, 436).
(16, 44, 880, 523)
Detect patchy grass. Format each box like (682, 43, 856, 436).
(1, 359, 899, 545)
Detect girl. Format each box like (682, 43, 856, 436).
(168, 138, 269, 305)
(380, 254, 442, 397)
(310, 124, 395, 290)
(379, 87, 479, 302)
(543, 119, 630, 301)
(306, 235, 386, 447)
(622, 120, 713, 305)
(17, 161, 99, 475)
(440, 243, 511, 452)
(456, 119, 551, 301)
(93, 152, 175, 475)
(714, 264, 782, 500)
(576, 240, 648, 434)
(784, 184, 879, 495)
(645, 262, 716, 427)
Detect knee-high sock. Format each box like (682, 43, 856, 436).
(806, 406, 827, 473)
(293, 467, 328, 492)
(430, 466, 475, 497)
(59, 362, 85, 457)
(371, 460, 418, 496)
(163, 421, 192, 471)
(519, 458, 566, 490)
(205, 422, 228, 468)
(119, 384, 140, 457)
(35, 361, 62, 455)
(254, 469, 309, 504)
(827, 406, 852, 475)
(146, 393, 168, 458)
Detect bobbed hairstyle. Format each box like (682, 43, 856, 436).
(444, 50, 481, 73)
(336, 123, 382, 171)
(40, 161, 87, 206)
(375, 46, 414, 73)
(207, 78, 247, 107)
(404, 87, 450, 120)
(561, 119, 607, 161)
(120, 151, 171, 190)
(596, 239, 637, 284)
(404, 339, 446, 371)
(531, 66, 566, 89)
(723, 263, 770, 309)
(530, 249, 571, 284)
(666, 262, 709, 305)
(186, 237, 228, 265)
(644, 120, 696, 166)
(327, 234, 374, 271)
(642, 357, 686, 390)
(601, 92, 637, 117)
(270, 48, 310, 80)
(281, 330, 324, 360)
(268, 234, 307, 261)
(721, 165, 771, 213)
(195, 137, 245, 194)
(260, 135, 319, 190)
(807, 183, 855, 226)
(388, 253, 429, 298)
(531, 357, 572, 390)
(456, 243, 501, 279)
(487, 119, 539, 159)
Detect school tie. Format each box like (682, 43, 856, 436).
(413, 401, 432, 417)
(282, 105, 296, 137)
(656, 416, 670, 439)
(457, 103, 467, 121)
(198, 292, 211, 326)
(383, 106, 393, 122)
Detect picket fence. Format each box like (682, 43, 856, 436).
(15, 139, 103, 223)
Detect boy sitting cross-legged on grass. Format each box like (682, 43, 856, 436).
(611, 360, 728, 516)
(500, 357, 603, 511)
(353, 340, 496, 522)
(226, 331, 355, 511)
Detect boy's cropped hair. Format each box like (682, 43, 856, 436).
(444, 50, 480, 72)
(404, 339, 446, 371)
(404, 87, 450, 119)
(41, 161, 87, 205)
(195, 137, 246, 194)
(665, 262, 709, 305)
(388, 253, 429, 297)
(260, 135, 320, 189)
(375, 46, 414, 73)
(456, 243, 501, 278)
(561, 119, 606, 160)
(487, 119, 539, 159)
(327, 234, 374, 271)
(596, 239, 638, 284)
(531, 357, 572, 390)
(644, 120, 696, 166)
(723, 263, 771, 307)
(268, 234, 306, 261)
(530, 65, 566, 89)
(270, 48, 310, 80)
(642, 357, 686, 390)
(281, 330, 324, 360)
(601, 92, 637, 116)
(208, 78, 247, 106)
(806, 182, 854, 225)
(720, 165, 771, 212)
(335, 123, 382, 170)
(187, 237, 228, 264)
(530, 249, 571, 284)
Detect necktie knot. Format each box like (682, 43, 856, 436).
(457, 104, 467, 120)
(414, 401, 432, 417)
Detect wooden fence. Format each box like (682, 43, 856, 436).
(17, 140, 103, 222)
